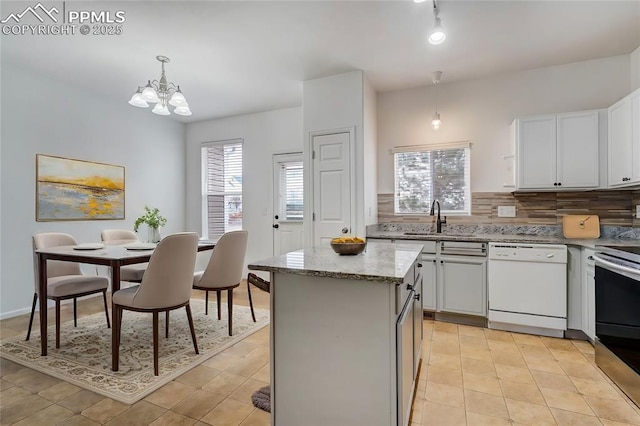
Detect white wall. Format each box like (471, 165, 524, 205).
(0, 63, 186, 318)
(303, 71, 374, 243)
(363, 76, 378, 226)
(185, 107, 302, 268)
(631, 46, 640, 91)
(377, 55, 632, 193)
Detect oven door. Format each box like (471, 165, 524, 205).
(593, 253, 640, 407)
(594, 254, 640, 340)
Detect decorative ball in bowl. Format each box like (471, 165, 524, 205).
(330, 237, 367, 255)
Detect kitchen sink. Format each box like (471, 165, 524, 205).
(403, 232, 477, 237)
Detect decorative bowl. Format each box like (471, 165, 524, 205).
(330, 241, 367, 255)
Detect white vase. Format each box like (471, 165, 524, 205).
(147, 227, 161, 243)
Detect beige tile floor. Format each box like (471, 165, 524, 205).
(2, 287, 640, 425)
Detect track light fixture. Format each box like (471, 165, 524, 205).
(428, 0, 446, 45)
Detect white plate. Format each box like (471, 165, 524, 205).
(124, 242, 156, 251)
(73, 243, 105, 250)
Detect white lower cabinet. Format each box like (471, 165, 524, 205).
(582, 248, 596, 341)
(438, 255, 487, 316)
(421, 254, 437, 311)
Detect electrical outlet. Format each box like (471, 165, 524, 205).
(497, 206, 516, 218)
(636, 205, 640, 219)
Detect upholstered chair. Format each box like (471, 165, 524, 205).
(30, 233, 110, 348)
(112, 232, 199, 376)
(193, 230, 248, 336)
(101, 229, 147, 282)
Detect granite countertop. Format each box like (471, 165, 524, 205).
(366, 230, 640, 248)
(248, 242, 422, 284)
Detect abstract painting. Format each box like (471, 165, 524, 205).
(36, 154, 125, 221)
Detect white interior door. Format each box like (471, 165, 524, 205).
(273, 153, 304, 255)
(312, 132, 353, 246)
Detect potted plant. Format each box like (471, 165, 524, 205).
(133, 206, 167, 243)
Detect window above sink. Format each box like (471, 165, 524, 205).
(393, 142, 471, 216)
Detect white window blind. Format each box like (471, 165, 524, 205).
(279, 161, 303, 221)
(394, 145, 470, 215)
(203, 142, 242, 239)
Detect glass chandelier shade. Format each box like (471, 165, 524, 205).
(128, 88, 149, 108)
(128, 56, 191, 116)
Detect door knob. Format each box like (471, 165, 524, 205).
(273, 224, 279, 229)
(341, 227, 349, 234)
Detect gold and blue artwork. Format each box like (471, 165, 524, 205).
(36, 154, 125, 221)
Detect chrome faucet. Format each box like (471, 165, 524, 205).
(429, 200, 447, 233)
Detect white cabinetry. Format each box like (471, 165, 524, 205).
(263, 245, 422, 426)
(608, 88, 640, 187)
(438, 256, 487, 316)
(514, 111, 600, 190)
(421, 255, 437, 311)
(581, 248, 596, 341)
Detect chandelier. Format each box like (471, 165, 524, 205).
(128, 56, 192, 116)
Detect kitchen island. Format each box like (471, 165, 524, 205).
(248, 242, 423, 426)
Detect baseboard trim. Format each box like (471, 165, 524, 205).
(0, 293, 102, 320)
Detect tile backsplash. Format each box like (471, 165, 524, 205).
(378, 190, 640, 227)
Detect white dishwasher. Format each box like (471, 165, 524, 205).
(488, 243, 567, 338)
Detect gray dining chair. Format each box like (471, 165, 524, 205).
(193, 230, 248, 336)
(112, 232, 199, 376)
(30, 233, 110, 348)
(101, 229, 147, 282)
(247, 273, 270, 322)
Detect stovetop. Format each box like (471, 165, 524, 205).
(597, 245, 640, 265)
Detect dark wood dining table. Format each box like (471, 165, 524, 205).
(35, 240, 216, 371)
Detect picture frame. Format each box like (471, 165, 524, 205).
(36, 154, 125, 221)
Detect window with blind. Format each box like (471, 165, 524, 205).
(394, 144, 471, 215)
(202, 141, 243, 239)
(279, 161, 303, 221)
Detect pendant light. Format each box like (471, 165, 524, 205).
(432, 71, 443, 131)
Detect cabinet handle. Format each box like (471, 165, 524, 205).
(417, 263, 423, 268)
(414, 293, 421, 301)
(440, 260, 444, 264)
(557, 182, 562, 186)
(553, 182, 558, 186)
(587, 256, 594, 261)
(407, 284, 414, 291)
(432, 259, 436, 263)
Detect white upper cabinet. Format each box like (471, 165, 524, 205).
(514, 111, 600, 190)
(608, 88, 640, 187)
(516, 115, 557, 189)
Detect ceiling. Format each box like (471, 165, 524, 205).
(2, 1, 639, 123)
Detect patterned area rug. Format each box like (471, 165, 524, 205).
(0, 300, 269, 404)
